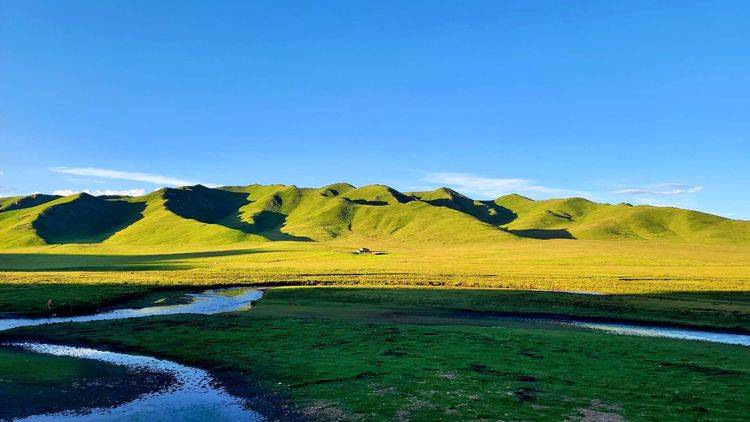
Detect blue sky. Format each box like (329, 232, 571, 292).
(1, 1, 748, 219)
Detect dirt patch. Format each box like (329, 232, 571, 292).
(395, 397, 435, 421)
(509, 386, 537, 402)
(569, 400, 624, 422)
(301, 400, 362, 421)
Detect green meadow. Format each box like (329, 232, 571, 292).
(4, 288, 749, 421)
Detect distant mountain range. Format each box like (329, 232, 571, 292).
(1, 183, 748, 248)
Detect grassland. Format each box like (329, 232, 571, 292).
(1, 238, 748, 290)
(0, 239, 748, 420)
(5, 287, 749, 421)
(2, 184, 749, 420)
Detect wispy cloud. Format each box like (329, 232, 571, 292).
(612, 184, 703, 196)
(53, 188, 147, 197)
(422, 172, 584, 198)
(50, 167, 213, 187)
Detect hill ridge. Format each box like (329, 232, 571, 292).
(1, 183, 748, 247)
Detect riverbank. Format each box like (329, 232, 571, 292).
(2, 284, 747, 332)
(4, 287, 749, 421)
(0, 345, 175, 420)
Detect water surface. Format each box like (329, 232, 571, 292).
(0, 287, 263, 332)
(569, 321, 750, 346)
(8, 342, 262, 421)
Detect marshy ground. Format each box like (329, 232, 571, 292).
(1, 286, 748, 421)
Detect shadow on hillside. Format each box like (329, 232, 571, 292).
(546, 210, 574, 221)
(506, 228, 575, 240)
(165, 187, 255, 232)
(347, 199, 390, 206)
(0, 249, 270, 271)
(247, 211, 312, 241)
(463, 200, 517, 225)
(0, 194, 60, 213)
(165, 187, 311, 241)
(36, 201, 147, 244)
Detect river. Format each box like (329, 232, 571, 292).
(1, 287, 264, 421)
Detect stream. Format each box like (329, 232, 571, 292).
(568, 321, 750, 346)
(0, 288, 263, 332)
(0, 287, 264, 421)
(7, 342, 262, 422)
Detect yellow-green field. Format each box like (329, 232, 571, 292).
(2, 239, 749, 294)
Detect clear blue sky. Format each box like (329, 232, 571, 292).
(1, 1, 748, 219)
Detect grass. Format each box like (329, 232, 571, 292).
(5, 287, 749, 421)
(0, 239, 748, 293)
(252, 287, 750, 332)
(0, 284, 161, 317)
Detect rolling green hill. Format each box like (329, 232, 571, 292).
(1, 183, 748, 248)
(0, 194, 60, 213)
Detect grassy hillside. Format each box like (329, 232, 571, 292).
(33, 193, 145, 244)
(494, 195, 750, 242)
(0, 194, 60, 213)
(1, 183, 749, 248)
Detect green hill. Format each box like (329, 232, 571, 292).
(408, 187, 515, 225)
(0, 194, 60, 212)
(493, 195, 750, 242)
(0, 183, 748, 248)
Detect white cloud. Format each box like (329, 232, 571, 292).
(50, 167, 214, 187)
(53, 188, 147, 197)
(422, 172, 584, 199)
(612, 184, 703, 196)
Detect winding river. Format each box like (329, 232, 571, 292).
(8, 342, 262, 422)
(1, 287, 264, 421)
(0, 288, 263, 332)
(1, 287, 748, 420)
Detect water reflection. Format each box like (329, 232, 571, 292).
(9, 343, 262, 421)
(0, 288, 263, 332)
